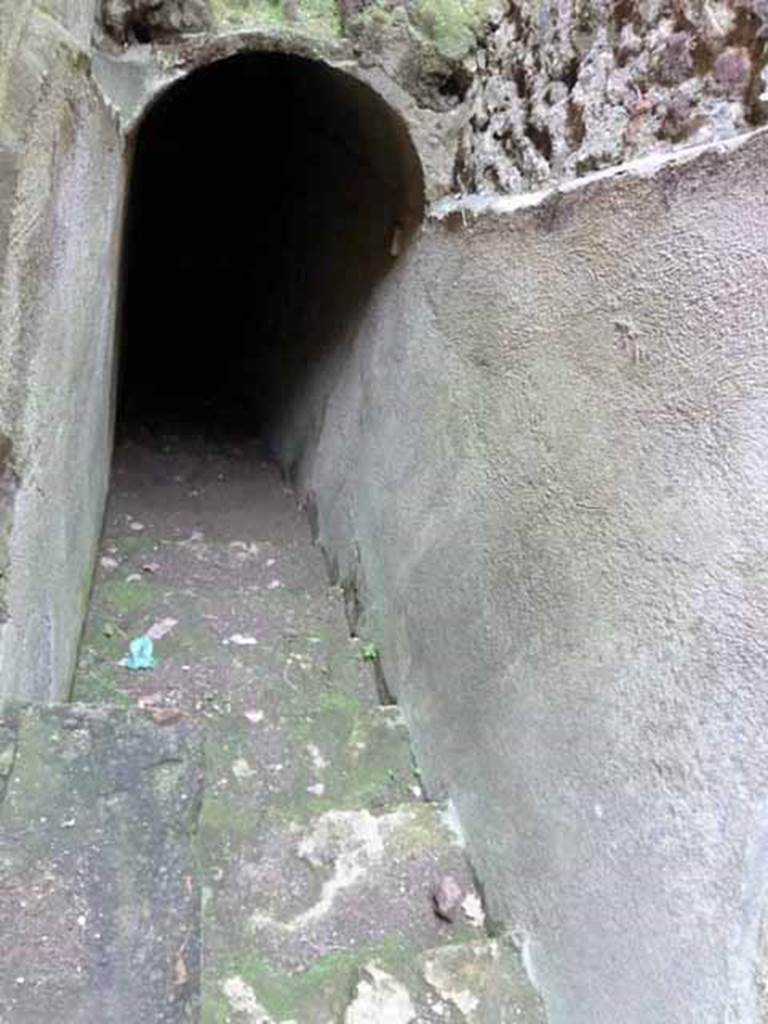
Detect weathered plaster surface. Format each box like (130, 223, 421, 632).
(0, 1, 123, 701)
(279, 127, 768, 1023)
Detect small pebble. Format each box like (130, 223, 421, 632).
(432, 875, 464, 922)
(226, 634, 258, 646)
(148, 707, 183, 726)
(147, 618, 178, 640)
(461, 892, 486, 928)
(232, 758, 257, 780)
(129, 522, 145, 532)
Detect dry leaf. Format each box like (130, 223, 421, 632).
(147, 618, 178, 640)
(148, 707, 182, 726)
(174, 951, 188, 988)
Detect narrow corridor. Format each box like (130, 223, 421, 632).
(71, 427, 537, 1021)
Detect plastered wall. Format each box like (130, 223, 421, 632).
(0, 0, 123, 701)
(280, 127, 768, 1023)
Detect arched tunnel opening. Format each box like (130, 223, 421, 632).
(73, 51, 424, 692)
(117, 51, 424, 439)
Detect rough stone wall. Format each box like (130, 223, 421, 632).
(457, 0, 768, 192)
(0, 1, 123, 701)
(278, 127, 768, 1023)
(100, 0, 213, 45)
(94, 0, 768, 198)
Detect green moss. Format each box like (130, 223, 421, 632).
(101, 578, 156, 616)
(154, 760, 186, 799)
(410, 0, 488, 57)
(70, 611, 133, 704)
(211, 0, 287, 29)
(70, 667, 133, 706)
(267, 693, 416, 823)
(101, 533, 157, 559)
(204, 936, 426, 1022)
(1, 713, 66, 828)
(297, 0, 343, 36)
(211, 0, 342, 37)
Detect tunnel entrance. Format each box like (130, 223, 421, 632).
(65, 54, 495, 1019)
(117, 51, 424, 438)
(72, 50, 424, 693)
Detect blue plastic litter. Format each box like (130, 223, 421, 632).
(119, 634, 157, 670)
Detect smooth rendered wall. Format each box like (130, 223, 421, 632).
(0, 0, 123, 701)
(280, 127, 768, 1023)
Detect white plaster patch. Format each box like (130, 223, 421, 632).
(307, 743, 327, 773)
(344, 965, 416, 1024)
(221, 976, 276, 1023)
(249, 807, 430, 933)
(461, 892, 486, 928)
(232, 758, 258, 780)
(438, 799, 466, 848)
(422, 940, 505, 1020)
(230, 541, 260, 556)
(147, 617, 177, 640)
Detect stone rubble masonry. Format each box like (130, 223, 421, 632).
(456, 0, 768, 193)
(95, 2, 768, 198)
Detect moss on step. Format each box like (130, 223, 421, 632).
(0, 704, 204, 1021)
(203, 935, 461, 1023)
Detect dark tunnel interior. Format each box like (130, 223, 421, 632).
(117, 52, 424, 439)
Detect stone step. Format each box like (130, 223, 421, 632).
(62, 438, 546, 1023)
(0, 703, 546, 1024)
(198, 683, 544, 1021)
(0, 703, 203, 1024)
(200, 778, 543, 1023)
(73, 490, 374, 719)
(211, 936, 545, 1024)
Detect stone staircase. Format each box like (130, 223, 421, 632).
(0, 429, 544, 1023)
